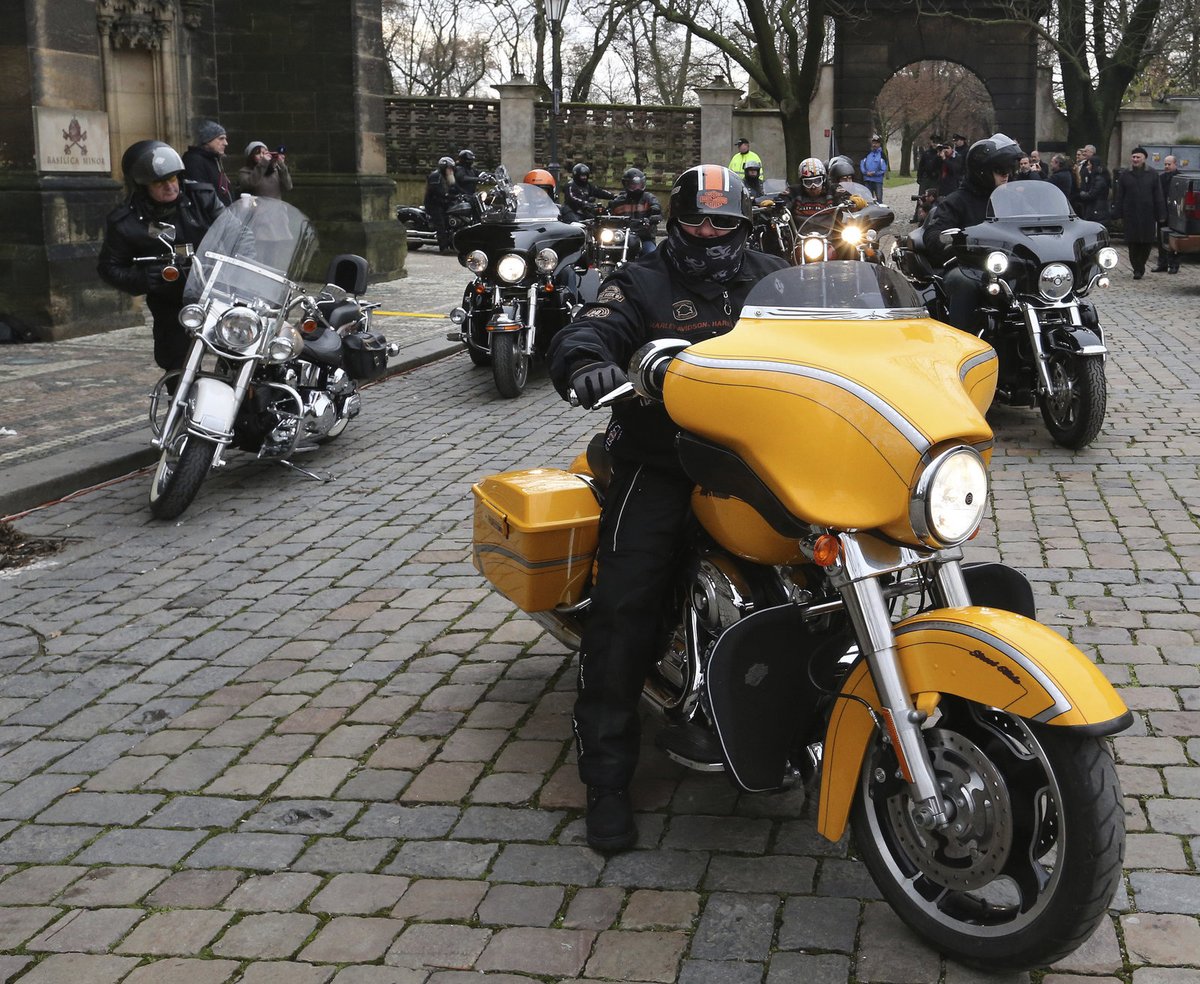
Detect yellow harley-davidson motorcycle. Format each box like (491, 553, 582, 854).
(471, 262, 1129, 970)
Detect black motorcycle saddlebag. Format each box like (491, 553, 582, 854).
(342, 331, 390, 381)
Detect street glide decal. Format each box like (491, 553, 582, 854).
(597, 285, 625, 303)
(893, 619, 1073, 722)
(674, 351, 929, 454)
(672, 300, 698, 321)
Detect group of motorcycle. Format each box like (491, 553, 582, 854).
(461, 159, 1130, 969)
(125, 155, 1132, 969)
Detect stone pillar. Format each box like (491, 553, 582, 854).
(211, 0, 405, 282)
(695, 80, 743, 168)
(495, 76, 539, 180)
(0, 0, 131, 341)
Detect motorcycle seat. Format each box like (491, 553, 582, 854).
(319, 300, 364, 331)
(303, 324, 344, 367)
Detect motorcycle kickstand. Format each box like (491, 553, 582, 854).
(280, 459, 333, 483)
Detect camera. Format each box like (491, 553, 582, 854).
(276, 146, 286, 154)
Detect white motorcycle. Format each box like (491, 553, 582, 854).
(147, 196, 398, 519)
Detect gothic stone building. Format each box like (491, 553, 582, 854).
(1, 0, 403, 341)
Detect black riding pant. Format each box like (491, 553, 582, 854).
(942, 265, 985, 334)
(1128, 242, 1153, 276)
(574, 457, 693, 789)
(147, 293, 189, 372)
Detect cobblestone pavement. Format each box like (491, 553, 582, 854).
(0, 239, 1198, 983)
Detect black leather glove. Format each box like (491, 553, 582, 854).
(570, 361, 628, 409)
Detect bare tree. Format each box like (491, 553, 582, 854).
(643, 0, 844, 176)
(875, 62, 994, 173)
(382, 0, 498, 96)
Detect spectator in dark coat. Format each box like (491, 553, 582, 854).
(182, 120, 233, 206)
(1049, 154, 1074, 202)
(935, 144, 959, 197)
(1153, 155, 1180, 273)
(1076, 157, 1111, 224)
(1029, 150, 1050, 179)
(1113, 146, 1166, 279)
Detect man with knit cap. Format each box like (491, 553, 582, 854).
(183, 120, 233, 206)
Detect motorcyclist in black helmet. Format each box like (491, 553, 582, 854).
(547, 165, 788, 855)
(924, 133, 1024, 332)
(607, 167, 663, 253)
(562, 162, 615, 222)
(741, 161, 765, 198)
(454, 149, 483, 196)
(97, 140, 224, 372)
(425, 155, 461, 253)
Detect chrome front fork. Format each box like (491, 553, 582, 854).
(835, 544, 972, 830)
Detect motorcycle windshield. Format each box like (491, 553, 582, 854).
(987, 181, 1073, 219)
(184, 197, 317, 307)
(742, 261, 925, 318)
(480, 183, 563, 223)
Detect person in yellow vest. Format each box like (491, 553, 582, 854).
(728, 137, 763, 180)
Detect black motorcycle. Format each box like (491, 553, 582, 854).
(893, 181, 1119, 449)
(448, 166, 586, 398)
(395, 198, 474, 250)
(583, 212, 647, 281)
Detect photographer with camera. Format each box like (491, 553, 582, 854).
(238, 141, 293, 200)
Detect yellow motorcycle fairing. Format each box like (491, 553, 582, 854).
(816, 606, 1132, 842)
(663, 315, 998, 541)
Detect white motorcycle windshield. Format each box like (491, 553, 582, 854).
(184, 197, 317, 307)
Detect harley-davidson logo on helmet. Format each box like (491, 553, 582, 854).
(698, 191, 729, 209)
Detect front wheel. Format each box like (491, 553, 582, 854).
(851, 697, 1124, 970)
(148, 426, 217, 520)
(491, 332, 529, 398)
(1039, 354, 1106, 449)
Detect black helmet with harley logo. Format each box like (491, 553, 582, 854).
(668, 164, 752, 231)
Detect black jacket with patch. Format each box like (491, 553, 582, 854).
(549, 245, 788, 464)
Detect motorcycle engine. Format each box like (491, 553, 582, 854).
(303, 392, 336, 437)
(691, 554, 755, 633)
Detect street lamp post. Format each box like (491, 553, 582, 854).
(545, 0, 568, 199)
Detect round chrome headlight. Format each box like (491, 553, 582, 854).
(535, 248, 559, 273)
(802, 236, 826, 261)
(496, 253, 527, 284)
(841, 224, 864, 246)
(179, 303, 206, 330)
(1097, 246, 1119, 270)
(214, 306, 263, 350)
(465, 250, 488, 274)
(267, 324, 304, 363)
(984, 251, 1009, 275)
(1039, 262, 1074, 300)
(912, 446, 988, 547)
(599, 227, 619, 245)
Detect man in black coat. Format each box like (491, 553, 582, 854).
(1049, 153, 1075, 201)
(1153, 154, 1180, 274)
(1113, 146, 1166, 280)
(547, 165, 787, 854)
(182, 120, 233, 206)
(99, 141, 225, 371)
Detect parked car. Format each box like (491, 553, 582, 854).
(1162, 170, 1200, 256)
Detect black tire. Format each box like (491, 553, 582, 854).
(1039, 353, 1106, 449)
(491, 332, 529, 398)
(851, 697, 1124, 970)
(148, 430, 217, 520)
(467, 345, 492, 367)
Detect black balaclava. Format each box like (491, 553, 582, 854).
(664, 222, 749, 282)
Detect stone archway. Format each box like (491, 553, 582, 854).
(833, 4, 1038, 162)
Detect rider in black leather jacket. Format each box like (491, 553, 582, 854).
(98, 140, 225, 372)
(923, 133, 1024, 332)
(562, 163, 615, 222)
(607, 168, 663, 252)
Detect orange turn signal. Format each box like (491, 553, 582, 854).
(162, 265, 179, 282)
(812, 534, 840, 567)
(300, 318, 319, 334)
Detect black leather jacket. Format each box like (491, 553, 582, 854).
(549, 245, 788, 463)
(563, 179, 615, 221)
(607, 190, 663, 241)
(923, 181, 991, 266)
(97, 182, 225, 299)
(182, 145, 233, 206)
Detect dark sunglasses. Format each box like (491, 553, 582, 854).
(676, 214, 743, 231)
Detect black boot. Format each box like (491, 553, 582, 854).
(1169, 258, 1180, 273)
(585, 786, 636, 853)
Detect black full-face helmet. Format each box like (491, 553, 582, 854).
(457, 149, 476, 164)
(827, 155, 855, 183)
(122, 140, 185, 189)
(622, 167, 646, 192)
(965, 133, 1023, 193)
(668, 164, 752, 232)
(572, 163, 591, 183)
